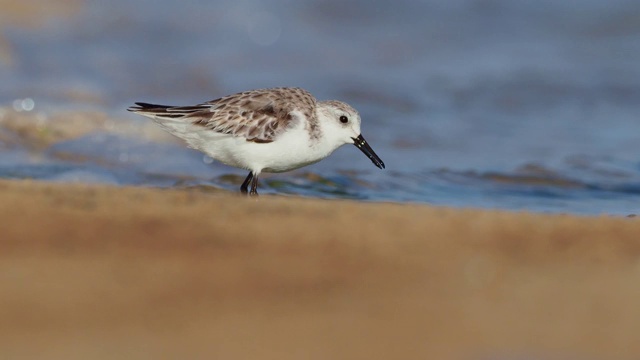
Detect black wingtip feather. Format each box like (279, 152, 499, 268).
(128, 102, 171, 113)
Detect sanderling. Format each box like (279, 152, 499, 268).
(128, 87, 384, 195)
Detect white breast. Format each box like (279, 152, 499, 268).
(197, 118, 338, 173)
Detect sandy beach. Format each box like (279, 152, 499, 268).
(3, 1, 640, 358)
(2, 179, 640, 359)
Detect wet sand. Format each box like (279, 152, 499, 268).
(2, 179, 640, 359)
(3, 1, 640, 357)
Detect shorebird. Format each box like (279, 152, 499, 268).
(128, 87, 384, 195)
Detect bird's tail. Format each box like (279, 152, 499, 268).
(129, 101, 212, 118)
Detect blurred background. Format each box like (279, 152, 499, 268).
(1, 0, 640, 214)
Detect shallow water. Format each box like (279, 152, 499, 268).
(2, 0, 640, 215)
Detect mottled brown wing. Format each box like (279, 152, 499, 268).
(183, 87, 317, 143)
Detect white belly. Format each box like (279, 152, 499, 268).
(196, 126, 338, 173)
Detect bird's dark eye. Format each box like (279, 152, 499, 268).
(339, 115, 348, 124)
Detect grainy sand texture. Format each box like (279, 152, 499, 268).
(2, 179, 640, 359)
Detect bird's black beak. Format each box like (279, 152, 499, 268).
(352, 134, 385, 169)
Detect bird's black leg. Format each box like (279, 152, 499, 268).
(240, 172, 253, 195)
(249, 173, 259, 196)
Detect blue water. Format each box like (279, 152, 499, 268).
(2, 0, 640, 215)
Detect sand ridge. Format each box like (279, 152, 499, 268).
(2, 179, 640, 359)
